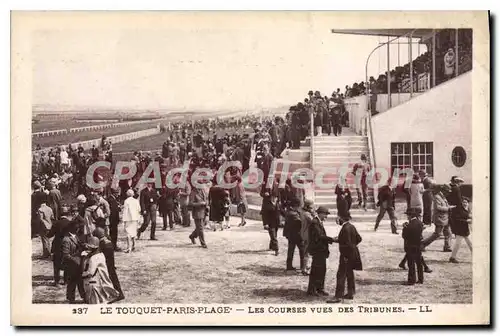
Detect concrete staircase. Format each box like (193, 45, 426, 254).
(312, 129, 378, 224)
(231, 132, 379, 227)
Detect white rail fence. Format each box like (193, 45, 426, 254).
(32, 118, 163, 138)
(33, 127, 161, 154)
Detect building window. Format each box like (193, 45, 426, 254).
(451, 146, 467, 167)
(391, 142, 433, 177)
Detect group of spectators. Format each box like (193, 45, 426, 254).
(342, 28, 473, 101)
(30, 113, 316, 303)
(373, 172, 472, 285)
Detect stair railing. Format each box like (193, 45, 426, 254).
(309, 107, 316, 203)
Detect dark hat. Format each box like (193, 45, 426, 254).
(360, 154, 367, 161)
(86, 236, 100, 251)
(316, 206, 330, 215)
(338, 211, 352, 221)
(93, 226, 106, 239)
(406, 208, 420, 217)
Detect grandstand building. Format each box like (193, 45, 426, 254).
(332, 28, 472, 189)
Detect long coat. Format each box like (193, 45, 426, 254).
(82, 252, 120, 304)
(450, 204, 471, 237)
(159, 187, 178, 215)
(47, 189, 62, 220)
(433, 192, 452, 227)
(190, 186, 208, 220)
(209, 186, 230, 222)
(307, 217, 332, 258)
(47, 217, 71, 267)
(61, 234, 82, 276)
(402, 217, 423, 253)
(337, 222, 363, 270)
(261, 195, 280, 228)
(283, 208, 302, 241)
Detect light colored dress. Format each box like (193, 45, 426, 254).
(122, 196, 141, 237)
(82, 252, 120, 304)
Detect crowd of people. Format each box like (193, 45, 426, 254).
(373, 173, 472, 285)
(30, 112, 314, 303)
(341, 28, 473, 110)
(31, 90, 471, 304)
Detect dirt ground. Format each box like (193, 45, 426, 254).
(31, 214, 472, 305)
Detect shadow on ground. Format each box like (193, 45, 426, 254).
(229, 249, 272, 255)
(363, 266, 404, 273)
(252, 288, 314, 302)
(238, 264, 294, 277)
(32, 274, 54, 287)
(356, 278, 406, 286)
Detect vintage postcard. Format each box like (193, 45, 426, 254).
(11, 11, 490, 326)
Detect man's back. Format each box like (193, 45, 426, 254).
(402, 218, 423, 248)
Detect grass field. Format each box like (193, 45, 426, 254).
(31, 213, 472, 304)
(32, 120, 113, 133)
(32, 121, 162, 149)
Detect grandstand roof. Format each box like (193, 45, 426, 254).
(331, 29, 436, 39)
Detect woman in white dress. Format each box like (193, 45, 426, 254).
(122, 189, 141, 253)
(81, 237, 120, 304)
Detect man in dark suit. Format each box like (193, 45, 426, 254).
(284, 197, 305, 272)
(94, 227, 125, 301)
(137, 183, 159, 240)
(374, 179, 398, 234)
(47, 206, 72, 287)
(108, 188, 122, 250)
(307, 206, 335, 296)
(188, 184, 209, 248)
(327, 214, 362, 303)
(61, 220, 85, 303)
(402, 208, 424, 285)
(261, 187, 280, 256)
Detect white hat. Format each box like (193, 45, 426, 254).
(76, 194, 87, 203)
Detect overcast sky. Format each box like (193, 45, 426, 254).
(32, 17, 425, 111)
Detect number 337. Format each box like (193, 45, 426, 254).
(72, 308, 88, 314)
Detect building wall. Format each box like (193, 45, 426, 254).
(371, 72, 472, 184)
(344, 93, 423, 135)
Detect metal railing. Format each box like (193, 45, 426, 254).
(364, 29, 418, 171)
